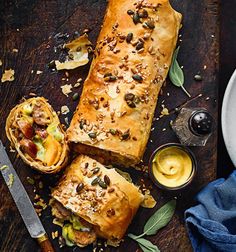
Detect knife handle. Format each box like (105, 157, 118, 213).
(37, 234, 55, 252)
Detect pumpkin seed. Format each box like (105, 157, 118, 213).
(91, 177, 100, 186)
(127, 9, 134, 15)
(76, 183, 84, 193)
(92, 167, 100, 174)
(88, 132, 97, 139)
(133, 12, 140, 24)
(109, 129, 117, 135)
(125, 93, 136, 108)
(80, 120, 85, 130)
(104, 175, 110, 186)
(104, 73, 112, 78)
(145, 19, 155, 29)
(132, 74, 143, 83)
(126, 33, 133, 43)
(126, 101, 136, 108)
(98, 180, 107, 189)
(122, 129, 130, 140)
(104, 75, 117, 82)
(136, 41, 144, 50)
(72, 92, 79, 101)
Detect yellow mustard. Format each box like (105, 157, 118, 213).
(152, 146, 192, 188)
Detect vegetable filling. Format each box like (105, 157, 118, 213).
(13, 101, 64, 166)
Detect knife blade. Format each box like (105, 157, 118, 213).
(0, 140, 54, 252)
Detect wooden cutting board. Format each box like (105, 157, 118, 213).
(0, 0, 219, 251)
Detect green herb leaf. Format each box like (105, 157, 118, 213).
(169, 47, 191, 97)
(143, 200, 176, 236)
(128, 234, 160, 252)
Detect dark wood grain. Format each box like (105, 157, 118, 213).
(0, 1, 219, 252)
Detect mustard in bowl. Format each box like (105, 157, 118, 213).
(149, 143, 197, 190)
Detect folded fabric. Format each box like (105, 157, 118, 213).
(185, 170, 236, 252)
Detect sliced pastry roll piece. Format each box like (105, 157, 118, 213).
(6, 97, 69, 173)
(50, 155, 144, 247)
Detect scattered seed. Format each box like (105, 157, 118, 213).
(133, 12, 140, 24)
(194, 74, 203, 81)
(126, 33, 133, 43)
(92, 167, 100, 174)
(104, 75, 117, 82)
(127, 9, 134, 15)
(122, 129, 130, 140)
(125, 93, 136, 108)
(104, 72, 112, 78)
(132, 74, 143, 83)
(98, 180, 107, 189)
(91, 177, 100, 186)
(88, 132, 97, 139)
(136, 41, 144, 50)
(76, 182, 84, 193)
(108, 187, 115, 193)
(104, 175, 110, 186)
(27, 177, 35, 185)
(109, 129, 117, 135)
(72, 92, 79, 101)
(80, 120, 85, 130)
(144, 19, 155, 29)
(137, 48, 144, 54)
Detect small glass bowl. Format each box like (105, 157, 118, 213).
(148, 143, 197, 191)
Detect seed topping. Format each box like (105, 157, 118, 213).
(104, 175, 110, 186)
(132, 74, 143, 83)
(76, 183, 84, 193)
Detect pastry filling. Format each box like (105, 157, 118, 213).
(12, 100, 64, 166)
(50, 200, 96, 247)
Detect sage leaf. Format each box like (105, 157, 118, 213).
(143, 200, 176, 236)
(128, 234, 160, 252)
(169, 47, 191, 97)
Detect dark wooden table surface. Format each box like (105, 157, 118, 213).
(0, 0, 234, 251)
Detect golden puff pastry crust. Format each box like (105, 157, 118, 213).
(51, 155, 144, 240)
(6, 97, 69, 173)
(67, 0, 182, 166)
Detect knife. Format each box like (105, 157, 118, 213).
(0, 141, 55, 252)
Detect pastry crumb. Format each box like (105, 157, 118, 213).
(61, 84, 72, 97)
(36, 70, 43, 75)
(61, 105, 70, 115)
(1, 69, 15, 83)
(12, 48, 18, 53)
(160, 105, 169, 117)
(51, 231, 59, 239)
(55, 34, 92, 70)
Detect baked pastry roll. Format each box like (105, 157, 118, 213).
(6, 97, 69, 173)
(50, 155, 143, 247)
(67, 0, 182, 166)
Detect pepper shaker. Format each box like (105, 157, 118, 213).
(171, 107, 214, 146)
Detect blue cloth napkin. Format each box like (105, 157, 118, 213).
(185, 170, 236, 252)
